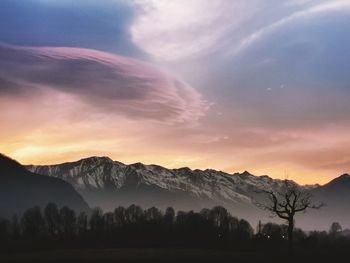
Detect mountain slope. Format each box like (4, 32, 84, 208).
(0, 154, 89, 217)
(26, 157, 300, 223)
(292, 174, 350, 230)
(27, 156, 350, 230)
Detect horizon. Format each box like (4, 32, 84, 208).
(19, 153, 346, 186)
(2, 0, 350, 185)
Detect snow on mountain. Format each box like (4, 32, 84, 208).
(26, 156, 350, 230)
(26, 156, 305, 208)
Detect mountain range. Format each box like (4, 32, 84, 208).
(27, 156, 350, 230)
(0, 153, 89, 218)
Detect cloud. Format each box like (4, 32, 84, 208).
(132, 0, 350, 62)
(163, 0, 350, 130)
(0, 44, 206, 123)
(217, 4, 350, 127)
(131, 0, 266, 61)
(227, 0, 350, 57)
(2, 0, 350, 184)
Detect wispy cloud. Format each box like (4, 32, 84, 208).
(131, 0, 263, 61)
(228, 0, 350, 57)
(0, 44, 207, 123)
(132, 0, 350, 61)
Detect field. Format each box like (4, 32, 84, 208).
(0, 248, 343, 263)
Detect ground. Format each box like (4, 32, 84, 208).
(0, 248, 342, 263)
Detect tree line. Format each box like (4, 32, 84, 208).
(0, 204, 254, 248)
(0, 204, 349, 251)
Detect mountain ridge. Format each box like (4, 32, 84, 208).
(26, 156, 308, 186)
(26, 156, 330, 188)
(26, 156, 350, 230)
(26, 156, 304, 194)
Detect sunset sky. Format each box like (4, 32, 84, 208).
(1, 0, 350, 185)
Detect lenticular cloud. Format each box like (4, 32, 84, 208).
(0, 43, 206, 123)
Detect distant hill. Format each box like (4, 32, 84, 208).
(0, 154, 89, 217)
(298, 174, 350, 230)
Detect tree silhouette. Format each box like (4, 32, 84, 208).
(210, 206, 230, 229)
(103, 211, 115, 236)
(0, 218, 10, 240)
(257, 181, 323, 254)
(44, 203, 61, 237)
(3, 202, 346, 253)
(125, 204, 144, 224)
(227, 216, 239, 233)
(76, 211, 88, 236)
(89, 208, 104, 234)
(164, 207, 175, 225)
(114, 206, 126, 227)
(59, 206, 76, 238)
(145, 207, 162, 222)
(11, 215, 20, 238)
(261, 222, 284, 241)
(329, 222, 342, 240)
(21, 206, 46, 238)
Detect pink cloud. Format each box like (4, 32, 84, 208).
(0, 43, 207, 123)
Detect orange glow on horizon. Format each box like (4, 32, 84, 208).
(1, 144, 341, 186)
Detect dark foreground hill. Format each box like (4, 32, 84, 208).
(0, 153, 89, 217)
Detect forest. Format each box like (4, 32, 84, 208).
(0, 203, 349, 254)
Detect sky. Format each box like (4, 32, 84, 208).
(1, 0, 350, 185)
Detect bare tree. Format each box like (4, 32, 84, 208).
(257, 181, 323, 254)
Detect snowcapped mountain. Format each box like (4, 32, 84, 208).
(25, 157, 302, 222)
(26, 156, 349, 230)
(26, 156, 301, 207)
